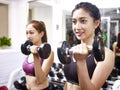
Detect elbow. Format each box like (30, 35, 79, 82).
(81, 86, 96, 90)
(36, 76, 47, 84)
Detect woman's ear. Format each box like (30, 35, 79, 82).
(40, 31, 44, 38)
(95, 20, 100, 29)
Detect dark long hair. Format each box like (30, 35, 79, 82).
(27, 20, 47, 43)
(71, 2, 102, 36)
(117, 32, 120, 48)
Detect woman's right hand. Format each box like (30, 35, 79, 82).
(30, 45, 39, 54)
(71, 43, 89, 61)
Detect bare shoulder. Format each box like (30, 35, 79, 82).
(105, 47, 114, 57)
(113, 42, 117, 45)
(112, 42, 117, 47)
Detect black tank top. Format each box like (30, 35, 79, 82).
(115, 48, 120, 53)
(63, 53, 96, 85)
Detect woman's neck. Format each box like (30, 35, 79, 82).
(81, 37, 93, 45)
(28, 54, 34, 63)
(35, 41, 42, 46)
(81, 34, 94, 45)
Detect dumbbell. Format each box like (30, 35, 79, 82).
(49, 69, 55, 78)
(56, 72, 64, 80)
(14, 76, 27, 90)
(52, 63, 63, 71)
(21, 40, 51, 59)
(57, 34, 105, 64)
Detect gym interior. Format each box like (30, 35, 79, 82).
(0, 0, 120, 90)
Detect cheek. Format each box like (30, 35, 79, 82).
(33, 33, 39, 38)
(72, 25, 76, 33)
(86, 23, 95, 32)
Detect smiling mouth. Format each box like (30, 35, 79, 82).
(76, 32, 84, 37)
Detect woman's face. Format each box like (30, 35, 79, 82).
(26, 24, 43, 45)
(72, 8, 99, 42)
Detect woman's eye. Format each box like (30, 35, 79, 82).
(81, 20, 87, 24)
(26, 31, 34, 35)
(30, 32, 34, 34)
(72, 20, 76, 24)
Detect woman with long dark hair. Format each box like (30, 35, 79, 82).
(63, 2, 115, 90)
(113, 32, 120, 74)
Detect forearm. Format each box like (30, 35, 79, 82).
(33, 54, 46, 84)
(76, 60, 95, 90)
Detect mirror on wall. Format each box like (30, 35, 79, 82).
(100, 8, 120, 49)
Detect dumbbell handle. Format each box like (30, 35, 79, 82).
(66, 45, 104, 62)
(21, 40, 51, 59)
(28, 43, 51, 59)
(26, 45, 31, 52)
(65, 45, 93, 56)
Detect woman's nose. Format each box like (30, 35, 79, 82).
(27, 34, 31, 39)
(75, 22, 82, 30)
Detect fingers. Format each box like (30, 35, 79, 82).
(72, 43, 88, 54)
(72, 43, 89, 60)
(30, 45, 39, 54)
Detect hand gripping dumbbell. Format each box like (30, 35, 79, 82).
(57, 34, 105, 64)
(21, 40, 51, 59)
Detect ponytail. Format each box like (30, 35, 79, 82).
(95, 26, 102, 36)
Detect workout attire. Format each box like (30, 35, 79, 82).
(23, 57, 43, 76)
(22, 57, 50, 90)
(115, 47, 120, 74)
(63, 52, 96, 85)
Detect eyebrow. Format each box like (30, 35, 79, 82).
(72, 17, 87, 20)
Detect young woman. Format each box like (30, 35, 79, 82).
(112, 32, 120, 74)
(63, 2, 115, 90)
(22, 20, 54, 90)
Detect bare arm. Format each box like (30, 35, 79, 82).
(30, 45, 54, 84)
(34, 51, 54, 84)
(91, 48, 115, 89)
(76, 59, 95, 90)
(73, 43, 95, 90)
(73, 44, 115, 90)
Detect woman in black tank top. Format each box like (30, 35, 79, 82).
(112, 32, 120, 74)
(64, 52, 96, 85)
(63, 2, 115, 90)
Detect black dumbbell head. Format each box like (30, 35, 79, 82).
(52, 62, 56, 68)
(14, 81, 22, 89)
(49, 70, 55, 77)
(38, 43, 51, 59)
(57, 41, 71, 64)
(21, 40, 33, 55)
(21, 76, 26, 83)
(58, 63, 63, 68)
(57, 72, 63, 79)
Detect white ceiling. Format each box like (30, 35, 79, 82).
(4, 0, 119, 9)
(61, 0, 120, 11)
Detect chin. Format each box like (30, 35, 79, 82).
(76, 36, 82, 40)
